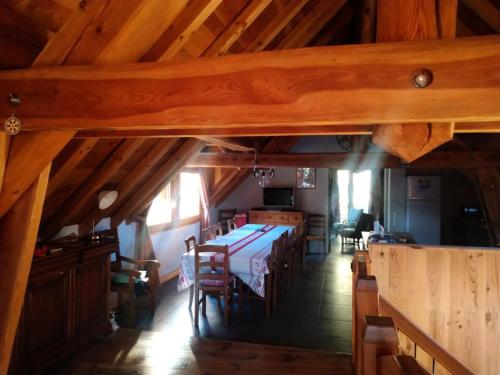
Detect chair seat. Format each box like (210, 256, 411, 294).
(306, 235, 325, 241)
(339, 228, 359, 239)
(111, 270, 148, 284)
(199, 273, 234, 287)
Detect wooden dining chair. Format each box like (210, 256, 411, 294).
(184, 235, 196, 310)
(201, 223, 223, 243)
(305, 214, 328, 255)
(227, 218, 238, 232)
(194, 244, 234, 327)
(278, 231, 291, 298)
(244, 237, 281, 318)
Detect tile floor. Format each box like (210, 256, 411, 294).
(119, 237, 355, 353)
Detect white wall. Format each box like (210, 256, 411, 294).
(117, 220, 200, 277)
(150, 222, 200, 276)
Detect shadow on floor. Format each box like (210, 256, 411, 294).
(116, 237, 355, 353)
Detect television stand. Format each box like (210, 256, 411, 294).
(248, 210, 304, 226)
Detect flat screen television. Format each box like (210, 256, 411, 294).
(263, 187, 294, 207)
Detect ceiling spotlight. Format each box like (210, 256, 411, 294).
(411, 69, 433, 88)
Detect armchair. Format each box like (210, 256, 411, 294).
(110, 250, 161, 326)
(333, 208, 363, 237)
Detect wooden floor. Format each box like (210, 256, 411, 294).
(51, 328, 353, 375)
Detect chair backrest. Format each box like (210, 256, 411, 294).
(268, 237, 280, 273)
(194, 244, 230, 287)
(227, 218, 237, 232)
(218, 208, 236, 222)
(184, 235, 196, 253)
(201, 223, 223, 243)
(347, 208, 363, 223)
(308, 214, 326, 236)
(354, 213, 373, 235)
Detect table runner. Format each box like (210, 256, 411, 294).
(178, 224, 293, 297)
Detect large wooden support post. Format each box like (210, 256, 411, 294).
(362, 316, 400, 375)
(355, 275, 379, 375)
(475, 168, 500, 246)
(0, 165, 50, 374)
(371, 0, 457, 163)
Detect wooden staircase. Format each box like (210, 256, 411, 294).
(352, 251, 475, 375)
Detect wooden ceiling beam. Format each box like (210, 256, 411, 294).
(2, 36, 499, 131)
(0, 165, 50, 375)
(189, 150, 500, 169)
(276, 0, 346, 49)
(48, 122, 500, 140)
(46, 138, 99, 197)
(111, 139, 205, 227)
(78, 138, 179, 236)
(74, 125, 374, 138)
(461, 0, 500, 33)
(143, 0, 223, 62)
(41, 139, 145, 239)
(244, 0, 308, 52)
(0, 131, 74, 218)
(203, 0, 272, 56)
(196, 137, 255, 152)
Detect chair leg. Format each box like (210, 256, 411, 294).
(202, 292, 207, 317)
(238, 280, 243, 314)
(224, 289, 230, 327)
(265, 274, 272, 319)
(194, 286, 200, 327)
(272, 271, 278, 310)
(188, 285, 194, 310)
(217, 295, 223, 313)
(128, 292, 135, 327)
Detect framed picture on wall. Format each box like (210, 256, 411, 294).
(296, 168, 315, 189)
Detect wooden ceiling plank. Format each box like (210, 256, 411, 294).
(32, 0, 106, 67)
(93, 0, 190, 64)
(111, 139, 205, 227)
(143, 0, 223, 62)
(203, 0, 272, 56)
(41, 138, 145, 239)
(78, 138, 178, 235)
(64, 0, 146, 65)
(0, 3, 48, 49)
(0, 164, 50, 375)
(244, 0, 309, 52)
(46, 138, 99, 197)
(276, 0, 346, 49)
(312, 3, 355, 46)
(438, 0, 458, 38)
(461, 0, 500, 33)
(2, 36, 499, 131)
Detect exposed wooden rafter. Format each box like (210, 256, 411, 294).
(42, 139, 145, 239)
(276, 0, 346, 49)
(244, 0, 308, 52)
(189, 150, 500, 169)
(111, 139, 205, 226)
(2, 36, 499, 132)
(203, 0, 272, 56)
(78, 139, 179, 236)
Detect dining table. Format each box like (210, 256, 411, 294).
(178, 223, 293, 297)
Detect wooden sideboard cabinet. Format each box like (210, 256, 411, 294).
(9, 240, 117, 375)
(249, 210, 304, 226)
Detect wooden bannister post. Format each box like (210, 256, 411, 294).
(352, 251, 370, 368)
(363, 316, 399, 375)
(355, 275, 378, 375)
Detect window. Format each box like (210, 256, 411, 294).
(147, 183, 173, 226)
(146, 170, 203, 230)
(336, 169, 372, 221)
(179, 172, 201, 220)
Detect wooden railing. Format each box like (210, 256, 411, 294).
(352, 250, 474, 375)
